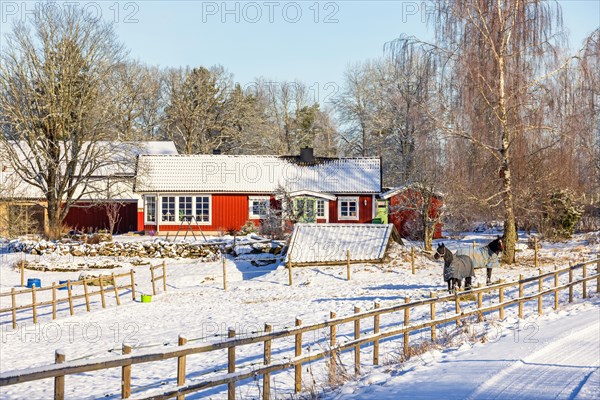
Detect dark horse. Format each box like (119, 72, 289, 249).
(457, 237, 504, 285)
(434, 243, 475, 293)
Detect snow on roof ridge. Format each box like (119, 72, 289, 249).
(138, 153, 379, 160)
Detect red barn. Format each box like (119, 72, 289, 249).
(380, 185, 444, 240)
(134, 149, 382, 234)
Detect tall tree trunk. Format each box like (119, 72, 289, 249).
(498, 48, 517, 264)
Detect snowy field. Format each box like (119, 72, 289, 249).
(326, 300, 600, 400)
(0, 231, 598, 399)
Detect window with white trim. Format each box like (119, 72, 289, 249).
(249, 196, 270, 219)
(161, 196, 176, 222)
(195, 196, 211, 223)
(145, 196, 156, 223)
(178, 196, 193, 221)
(316, 199, 326, 218)
(338, 197, 359, 220)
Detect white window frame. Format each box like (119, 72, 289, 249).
(161, 196, 176, 222)
(178, 196, 193, 221)
(158, 195, 212, 225)
(194, 195, 211, 224)
(249, 196, 270, 219)
(316, 199, 328, 220)
(338, 196, 359, 221)
(145, 195, 157, 224)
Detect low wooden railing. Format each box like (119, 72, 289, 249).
(0, 270, 137, 329)
(0, 258, 598, 400)
(150, 261, 167, 295)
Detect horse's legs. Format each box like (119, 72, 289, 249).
(447, 280, 452, 293)
(486, 268, 492, 285)
(465, 277, 472, 290)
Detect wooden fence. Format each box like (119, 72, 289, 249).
(0, 270, 137, 329)
(0, 258, 598, 400)
(150, 261, 168, 296)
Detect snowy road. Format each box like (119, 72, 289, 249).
(328, 303, 600, 400)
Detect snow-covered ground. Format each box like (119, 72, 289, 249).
(0, 232, 598, 399)
(326, 299, 600, 400)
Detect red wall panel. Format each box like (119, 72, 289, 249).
(63, 202, 138, 234)
(149, 194, 250, 233)
(388, 190, 443, 239)
(328, 195, 374, 224)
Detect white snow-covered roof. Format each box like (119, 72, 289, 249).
(286, 223, 395, 264)
(0, 141, 178, 200)
(135, 155, 381, 194)
(380, 184, 444, 200)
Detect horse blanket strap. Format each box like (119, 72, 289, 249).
(457, 246, 500, 269)
(444, 255, 474, 282)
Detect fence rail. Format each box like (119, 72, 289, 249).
(0, 258, 598, 400)
(0, 270, 137, 329)
(1, 262, 170, 328)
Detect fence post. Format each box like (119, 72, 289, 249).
(287, 259, 293, 287)
(31, 284, 37, 324)
(52, 282, 57, 320)
(472, 240, 476, 257)
(411, 246, 415, 275)
(20, 260, 25, 288)
(130, 269, 136, 301)
(150, 266, 157, 296)
(294, 318, 302, 393)
(373, 302, 380, 365)
(66, 280, 74, 316)
(553, 266, 559, 310)
(404, 297, 410, 357)
(538, 269, 543, 315)
(99, 275, 106, 308)
(534, 237, 538, 269)
(518, 274, 524, 318)
(82, 277, 90, 312)
(596, 256, 600, 293)
(122, 344, 132, 399)
(176, 335, 187, 400)
(582, 261, 587, 299)
(11, 287, 17, 330)
(263, 323, 272, 400)
(568, 263, 573, 303)
(162, 261, 167, 292)
(54, 349, 65, 400)
(112, 273, 120, 306)
(228, 328, 236, 400)
(329, 311, 337, 382)
(347, 250, 351, 281)
(455, 293, 461, 326)
(430, 292, 437, 341)
(354, 306, 361, 376)
(498, 280, 505, 320)
(222, 256, 227, 291)
(477, 283, 483, 322)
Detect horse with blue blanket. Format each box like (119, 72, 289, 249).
(457, 237, 503, 285)
(434, 243, 475, 293)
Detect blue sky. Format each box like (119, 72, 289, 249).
(1, 1, 599, 104)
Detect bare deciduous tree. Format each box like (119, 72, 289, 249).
(389, 0, 568, 263)
(0, 5, 128, 239)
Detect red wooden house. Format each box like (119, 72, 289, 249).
(134, 149, 382, 233)
(380, 185, 444, 240)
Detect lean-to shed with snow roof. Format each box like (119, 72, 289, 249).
(285, 223, 400, 265)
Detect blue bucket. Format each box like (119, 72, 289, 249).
(27, 278, 41, 289)
(58, 280, 70, 290)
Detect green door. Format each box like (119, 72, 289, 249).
(375, 199, 388, 224)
